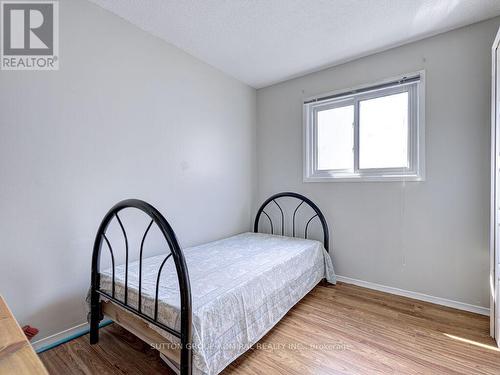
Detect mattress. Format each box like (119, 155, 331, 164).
(99, 232, 336, 375)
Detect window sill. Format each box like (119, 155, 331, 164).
(303, 174, 425, 183)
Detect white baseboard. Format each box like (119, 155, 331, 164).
(32, 322, 88, 353)
(32, 319, 113, 353)
(336, 275, 490, 316)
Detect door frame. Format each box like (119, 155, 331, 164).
(491, 26, 500, 341)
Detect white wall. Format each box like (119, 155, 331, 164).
(257, 17, 500, 308)
(0, 0, 256, 341)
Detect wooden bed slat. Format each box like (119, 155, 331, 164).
(102, 301, 180, 366)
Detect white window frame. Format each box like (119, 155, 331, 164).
(303, 71, 425, 182)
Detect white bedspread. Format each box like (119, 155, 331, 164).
(100, 232, 335, 375)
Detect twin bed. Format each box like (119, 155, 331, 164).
(89, 192, 335, 375)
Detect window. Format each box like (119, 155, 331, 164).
(304, 72, 425, 181)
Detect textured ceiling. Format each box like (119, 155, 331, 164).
(89, 0, 500, 88)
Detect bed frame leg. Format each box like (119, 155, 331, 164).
(89, 289, 101, 344)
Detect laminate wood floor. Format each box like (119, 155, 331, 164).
(39, 282, 500, 374)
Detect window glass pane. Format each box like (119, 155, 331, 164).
(359, 92, 409, 169)
(317, 105, 354, 170)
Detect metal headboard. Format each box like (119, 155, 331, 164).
(89, 199, 192, 375)
(254, 192, 330, 252)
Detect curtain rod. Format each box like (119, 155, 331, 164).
(303, 75, 420, 104)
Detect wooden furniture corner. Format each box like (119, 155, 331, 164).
(0, 295, 48, 375)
